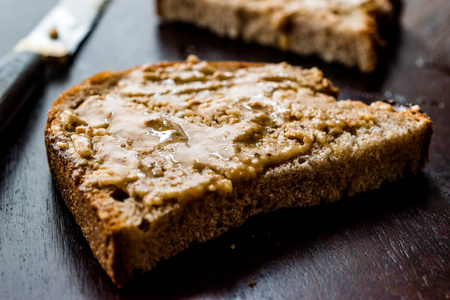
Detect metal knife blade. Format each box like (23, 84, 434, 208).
(0, 0, 109, 132)
(14, 0, 108, 58)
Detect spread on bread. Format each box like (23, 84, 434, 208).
(48, 56, 408, 207)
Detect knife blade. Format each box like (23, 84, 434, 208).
(0, 0, 109, 132)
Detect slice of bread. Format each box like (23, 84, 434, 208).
(45, 57, 432, 286)
(156, 0, 400, 73)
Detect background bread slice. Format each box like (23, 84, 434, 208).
(45, 59, 432, 286)
(156, 0, 401, 73)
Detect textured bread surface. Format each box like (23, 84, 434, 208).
(156, 0, 400, 73)
(45, 58, 432, 286)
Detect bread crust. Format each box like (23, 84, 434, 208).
(45, 60, 432, 286)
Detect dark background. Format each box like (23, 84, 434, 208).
(0, 0, 449, 299)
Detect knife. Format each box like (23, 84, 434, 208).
(0, 0, 109, 132)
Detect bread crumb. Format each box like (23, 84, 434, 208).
(249, 280, 257, 287)
(49, 27, 58, 39)
(230, 244, 235, 250)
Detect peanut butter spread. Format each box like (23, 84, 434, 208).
(233, 0, 393, 32)
(49, 57, 395, 211)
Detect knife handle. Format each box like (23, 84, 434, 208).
(0, 51, 45, 132)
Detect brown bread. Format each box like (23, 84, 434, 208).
(156, 0, 401, 73)
(45, 57, 432, 286)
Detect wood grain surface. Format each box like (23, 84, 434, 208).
(0, 0, 449, 299)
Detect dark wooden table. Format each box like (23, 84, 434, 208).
(1, 1, 449, 299)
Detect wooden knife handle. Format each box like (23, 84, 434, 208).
(0, 51, 44, 132)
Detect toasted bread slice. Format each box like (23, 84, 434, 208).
(156, 0, 400, 72)
(45, 57, 432, 286)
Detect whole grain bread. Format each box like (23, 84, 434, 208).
(156, 0, 401, 73)
(45, 57, 432, 286)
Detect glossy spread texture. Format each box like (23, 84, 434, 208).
(49, 57, 401, 210)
